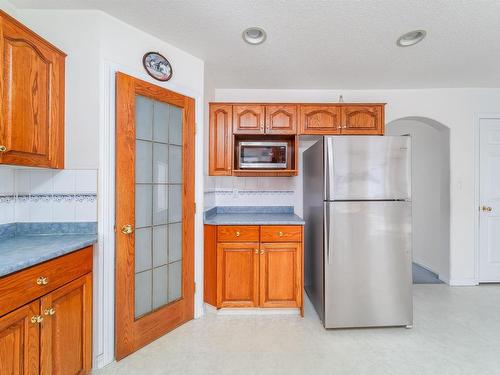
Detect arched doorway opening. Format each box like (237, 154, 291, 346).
(386, 117, 451, 283)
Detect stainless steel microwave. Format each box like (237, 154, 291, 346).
(238, 141, 288, 169)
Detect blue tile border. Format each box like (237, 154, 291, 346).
(3, 193, 98, 203)
(0, 222, 97, 240)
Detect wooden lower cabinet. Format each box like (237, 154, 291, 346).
(205, 225, 304, 315)
(0, 302, 40, 375)
(0, 248, 92, 375)
(259, 242, 302, 308)
(217, 243, 259, 308)
(40, 274, 92, 375)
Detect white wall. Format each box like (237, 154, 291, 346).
(214, 88, 500, 286)
(386, 118, 450, 281)
(5, 5, 205, 368)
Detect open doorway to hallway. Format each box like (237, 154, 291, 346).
(386, 117, 450, 284)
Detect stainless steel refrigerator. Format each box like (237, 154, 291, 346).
(303, 136, 412, 328)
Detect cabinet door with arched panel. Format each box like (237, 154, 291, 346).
(209, 104, 233, 175)
(341, 105, 384, 135)
(265, 105, 297, 134)
(0, 10, 66, 168)
(233, 105, 265, 134)
(299, 105, 341, 134)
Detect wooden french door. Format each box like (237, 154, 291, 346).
(115, 72, 195, 360)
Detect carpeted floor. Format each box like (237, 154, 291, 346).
(412, 263, 443, 284)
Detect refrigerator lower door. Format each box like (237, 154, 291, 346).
(324, 201, 412, 328)
(324, 136, 411, 201)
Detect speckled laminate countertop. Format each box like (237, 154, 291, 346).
(204, 206, 305, 225)
(0, 222, 97, 277)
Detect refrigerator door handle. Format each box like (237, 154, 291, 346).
(324, 137, 335, 200)
(324, 203, 333, 265)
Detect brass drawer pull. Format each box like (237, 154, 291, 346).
(36, 276, 49, 285)
(278, 231, 284, 237)
(44, 307, 56, 316)
(31, 315, 44, 324)
(235, 231, 241, 237)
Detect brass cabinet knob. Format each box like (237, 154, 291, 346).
(36, 276, 49, 285)
(121, 224, 134, 235)
(481, 206, 493, 212)
(235, 231, 241, 237)
(260, 249, 264, 255)
(278, 231, 284, 237)
(31, 315, 44, 324)
(255, 248, 259, 254)
(44, 307, 56, 316)
(0, 145, 7, 152)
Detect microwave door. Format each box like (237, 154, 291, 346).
(239, 142, 288, 169)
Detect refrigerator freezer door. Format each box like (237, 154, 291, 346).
(303, 139, 325, 322)
(324, 136, 411, 201)
(324, 201, 412, 328)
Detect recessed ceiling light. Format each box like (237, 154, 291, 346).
(242, 27, 267, 45)
(397, 30, 426, 47)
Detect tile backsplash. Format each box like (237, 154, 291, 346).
(0, 168, 97, 224)
(204, 176, 298, 209)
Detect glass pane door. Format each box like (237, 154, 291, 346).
(134, 95, 183, 319)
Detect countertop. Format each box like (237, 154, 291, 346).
(0, 222, 97, 278)
(204, 206, 305, 225)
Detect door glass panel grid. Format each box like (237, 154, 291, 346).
(134, 95, 184, 319)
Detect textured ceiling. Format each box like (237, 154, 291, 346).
(11, 0, 500, 89)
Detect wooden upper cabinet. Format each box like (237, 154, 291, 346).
(40, 273, 92, 375)
(0, 11, 66, 168)
(209, 104, 233, 176)
(341, 105, 384, 135)
(0, 301, 40, 375)
(259, 242, 302, 308)
(217, 242, 259, 308)
(265, 105, 297, 134)
(233, 105, 265, 134)
(299, 105, 341, 134)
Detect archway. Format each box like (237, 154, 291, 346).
(386, 117, 451, 283)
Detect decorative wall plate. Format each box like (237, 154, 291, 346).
(142, 52, 173, 81)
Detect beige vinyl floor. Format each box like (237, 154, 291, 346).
(94, 284, 500, 375)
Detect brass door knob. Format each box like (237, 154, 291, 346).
(36, 276, 49, 285)
(481, 206, 493, 212)
(31, 315, 44, 324)
(44, 307, 56, 316)
(121, 224, 134, 234)
(0, 145, 7, 152)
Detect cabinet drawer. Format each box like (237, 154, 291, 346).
(217, 226, 260, 242)
(0, 246, 92, 317)
(260, 226, 302, 242)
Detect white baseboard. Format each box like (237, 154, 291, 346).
(448, 278, 479, 286)
(438, 275, 450, 285)
(204, 303, 300, 316)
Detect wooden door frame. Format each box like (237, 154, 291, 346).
(115, 72, 195, 360)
